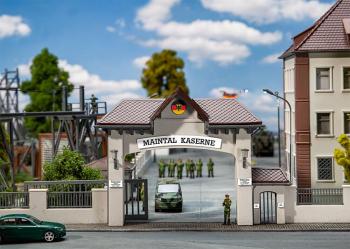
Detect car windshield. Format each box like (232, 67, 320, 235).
(158, 184, 178, 193)
(27, 216, 42, 224)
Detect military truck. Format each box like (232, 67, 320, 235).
(252, 129, 274, 157)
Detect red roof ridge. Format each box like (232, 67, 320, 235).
(295, 0, 343, 51)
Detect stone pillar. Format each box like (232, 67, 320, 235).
(343, 185, 350, 206)
(235, 129, 253, 225)
(29, 189, 47, 218)
(108, 131, 127, 226)
(92, 188, 108, 224)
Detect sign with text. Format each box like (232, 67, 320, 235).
(237, 178, 252, 186)
(109, 180, 123, 188)
(137, 135, 222, 150)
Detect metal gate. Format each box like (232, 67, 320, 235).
(124, 179, 148, 221)
(260, 191, 277, 224)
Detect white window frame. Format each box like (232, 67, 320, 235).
(315, 156, 334, 182)
(342, 110, 350, 135)
(315, 67, 333, 92)
(315, 111, 334, 137)
(341, 66, 350, 92)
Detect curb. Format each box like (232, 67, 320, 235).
(66, 224, 350, 233)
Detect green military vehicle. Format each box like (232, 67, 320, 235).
(155, 179, 183, 212)
(252, 129, 274, 157)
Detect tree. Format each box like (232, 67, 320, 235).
(334, 134, 350, 182)
(20, 48, 74, 137)
(43, 147, 103, 181)
(141, 49, 189, 98)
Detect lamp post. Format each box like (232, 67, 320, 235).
(263, 89, 292, 182)
(241, 148, 249, 168)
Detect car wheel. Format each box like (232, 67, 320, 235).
(44, 231, 55, 242)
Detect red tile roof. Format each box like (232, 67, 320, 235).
(282, 0, 350, 57)
(252, 168, 289, 184)
(98, 98, 261, 126)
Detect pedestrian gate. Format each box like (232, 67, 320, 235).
(260, 191, 277, 224)
(124, 179, 148, 221)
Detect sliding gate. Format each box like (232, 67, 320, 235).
(124, 179, 148, 221)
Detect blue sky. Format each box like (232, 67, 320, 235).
(0, 0, 335, 130)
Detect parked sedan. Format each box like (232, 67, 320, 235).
(155, 179, 183, 212)
(0, 214, 66, 243)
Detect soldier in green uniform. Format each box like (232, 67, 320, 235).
(222, 194, 232, 225)
(189, 160, 195, 178)
(185, 159, 191, 178)
(168, 159, 176, 177)
(177, 159, 184, 179)
(158, 160, 165, 178)
(90, 94, 98, 114)
(196, 159, 203, 177)
(207, 158, 214, 177)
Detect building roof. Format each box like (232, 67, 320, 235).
(281, 0, 350, 58)
(252, 168, 289, 184)
(98, 97, 261, 127)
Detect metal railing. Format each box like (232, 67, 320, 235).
(0, 192, 29, 209)
(47, 191, 92, 208)
(297, 188, 343, 205)
(24, 180, 107, 192)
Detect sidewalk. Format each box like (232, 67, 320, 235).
(66, 222, 350, 232)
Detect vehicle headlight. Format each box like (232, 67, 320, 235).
(56, 227, 64, 231)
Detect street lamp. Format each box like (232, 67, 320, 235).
(241, 148, 249, 168)
(263, 89, 292, 182)
(111, 150, 119, 170)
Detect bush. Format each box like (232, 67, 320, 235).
(43, 147, 103, 181)
(334, 134, 350, 182)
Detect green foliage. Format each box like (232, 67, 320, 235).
(20, 48, 74, 137)
(141, 49, 189, 98)
(334, 134, 350, 182)
(14, 171, 34, 183)
(0, 124, 9, 162)
(43, 147, 103, 181)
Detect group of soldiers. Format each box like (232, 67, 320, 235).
(158, 158, 215, 179)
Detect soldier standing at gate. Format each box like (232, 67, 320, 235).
(177, 159, 184, 179)
(168, 159, 176, 177)
(222, 194, 232, 225)
(207, 158, 214, 177)
(185, 159, 191, 178)
(158, 160, 165, 178)
(196, 158, 203, 177)
(189, 160, 196, 178)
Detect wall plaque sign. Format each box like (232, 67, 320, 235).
(237, 178, 252, 186)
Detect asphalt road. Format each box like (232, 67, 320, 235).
(3, 231, 350, 249)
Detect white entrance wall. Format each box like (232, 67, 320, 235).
(107, 110, 253, 226)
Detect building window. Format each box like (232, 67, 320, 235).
(316, 68, 331, 90)
(316, 113, 331, 135)
(317, 157, 333, 181)
(345, 112, 350, 134)
(344, 67, 350, 90)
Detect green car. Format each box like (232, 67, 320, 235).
(155, 179, 183, 212)
(0, 214, 66, 243)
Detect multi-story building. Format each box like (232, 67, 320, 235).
(281, 0, 350, 188)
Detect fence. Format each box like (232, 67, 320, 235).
(24, 180, 107, 192)
(47, 191, 92, 208)
(297, 188, 343, 205)
(0, 192, 29, 209)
